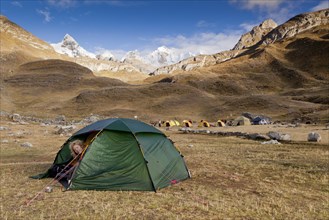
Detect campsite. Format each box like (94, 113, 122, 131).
(1, 2, 329, 220)
(0, 114, 328, 219)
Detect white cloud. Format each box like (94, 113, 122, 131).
(231, 0, 297, 25)
(47, 0, 77, 8)
(11, 1, 23, 7)
(92, 31, 242, 61)
(37, 9, 53, 22)
(239, 22, 258, 32)
(311, 1, 329, 11)
(196, 20, 216, 28)
(230, 0, 284, 10)
(94, 47, 127, 60)
(153, 32, 241, 55)
(266, 6, 295, 24)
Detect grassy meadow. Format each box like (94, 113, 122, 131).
(0, 120, 328, 219)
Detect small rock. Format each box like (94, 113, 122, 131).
(55, 115, 66, 121)
(44, 186, 53, 193)
(1, 139, 9, 144)
(0, 126, 8, 131)
(21, 142, 33, 147)
(56, 125, 76, 135)
(179, 127, 191, 133)
(84, 115, 100, 123)
(14, 131, 25, 138)
(188, 144, 194, 148)
(261, 140, 281, 145)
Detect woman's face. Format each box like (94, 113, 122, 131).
(73, 144, 83, 155)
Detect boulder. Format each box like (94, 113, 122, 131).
(246, 133, 268, 140)
(56, 125, 76, 135)
(267, 131, 291, 141)
(307, 132, 321, 142)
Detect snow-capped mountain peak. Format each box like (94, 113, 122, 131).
(147, 46, 194, 67)
(157, 46, 170, 52)
(63, 33, 75, 42)
(51, 34, 195, 72)
(96, 50, 116, 61)
(51, 34, 96, 58)
(122, 50, 143, 61)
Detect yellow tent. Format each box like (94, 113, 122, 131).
(217, 120, 226, 127)
(198, 120, 210, 127)
(163, 120, 180, 127)
(182, 120, 192, 127)
(163, 120, 173, 127)
(232, 116, 251, 126)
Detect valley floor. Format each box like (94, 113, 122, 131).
(0, 117, 328, 219)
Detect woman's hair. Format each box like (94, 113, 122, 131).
(69, 139, 84, 157)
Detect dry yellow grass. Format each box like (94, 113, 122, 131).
(94, 70, 149, 84)
(1, 117, 328, 219)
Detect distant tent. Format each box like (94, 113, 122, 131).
(232, 116, 251, 126)
(163, 120, 174, 127)
(217, 120, 226, 127)
(182, 120, 192, 127)
(198, 120, 210, 127)
(172, 120, 180, 126)
(163, 120, 180, 127)
(32, 118, 190, 191)
(252, 116, 270, 125)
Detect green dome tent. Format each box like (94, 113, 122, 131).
(33, 118, 190, 191)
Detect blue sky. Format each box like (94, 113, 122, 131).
(1, 0, 328, 58)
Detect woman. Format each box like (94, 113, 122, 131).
(49, 140, 85, 180)
(49, 134, 96, 181)
(69, 139, 85, 158)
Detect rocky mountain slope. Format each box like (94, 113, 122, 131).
(233, 19, 278, 50)
(260, 9, 329, 45)
(152, 9, 328, 75)
(0, 15, 61, 76)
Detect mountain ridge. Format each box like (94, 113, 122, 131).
(51, 35, 195, 73)
(151, 9, 329, 75)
